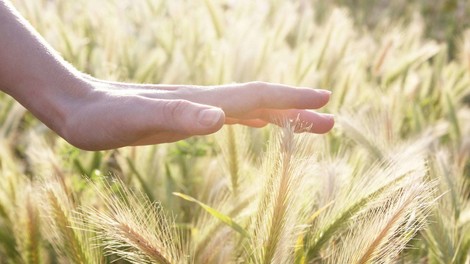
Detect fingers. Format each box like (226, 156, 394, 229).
(132, 82, 331, 115)
(241, 82, 332, 110)
(191, 82, 332, 115)
(225, 118, 268, 128)
(270, 110, 334, 134)
(232, 109, 334, 133)
(224, 110, 334, 133)
(130, 82, 334, 133)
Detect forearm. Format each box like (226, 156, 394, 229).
(0, 0, 87, 135)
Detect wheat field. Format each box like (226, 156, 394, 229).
(0, 0, 469, 263)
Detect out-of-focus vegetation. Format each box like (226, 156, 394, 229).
(0, 0, 469, 263)
(325, 0, 470, 56)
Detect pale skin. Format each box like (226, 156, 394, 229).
(0, 0, 334, 151)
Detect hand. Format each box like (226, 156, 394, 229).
(59, 78, 334, 150)
(0, 1, 333, 151)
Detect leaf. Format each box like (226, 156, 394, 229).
(306, 173, 409, 258)
(173, 192, 249, 238)
(307, 200, 336, 225)
(295, 201, 335, 264)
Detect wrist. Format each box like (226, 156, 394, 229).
(11, 69, 93, 139)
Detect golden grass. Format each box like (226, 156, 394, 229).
(0, 0, 468, 263)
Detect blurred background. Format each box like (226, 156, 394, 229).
(324, 0, 469, 56)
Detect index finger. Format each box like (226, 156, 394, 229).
(199, 82, 332, 115)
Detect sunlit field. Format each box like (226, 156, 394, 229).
(1, 0, 469, 263)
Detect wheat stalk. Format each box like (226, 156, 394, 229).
(84, 178, 184, 264)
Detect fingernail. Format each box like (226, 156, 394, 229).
(198, 108, 223, 127)
(320, 89, 332, 96)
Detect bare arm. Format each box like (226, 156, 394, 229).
(0, 0, 334, 151)
(0, 0, 88, 135)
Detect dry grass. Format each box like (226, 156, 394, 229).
(0, 0, 468, 263)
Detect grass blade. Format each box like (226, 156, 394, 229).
(173, 192, 249, 238)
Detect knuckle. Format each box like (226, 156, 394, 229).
(248, 81, 268, 91)
(162, 99, 193, 123)
(241, 81, 270, 106)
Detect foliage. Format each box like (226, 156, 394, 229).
(0, 0, 469, 263)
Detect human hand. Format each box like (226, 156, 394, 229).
(0, 1, 333, 151)
(60, 78, 334, 150)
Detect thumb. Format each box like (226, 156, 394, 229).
(156, 99, 225, 135)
